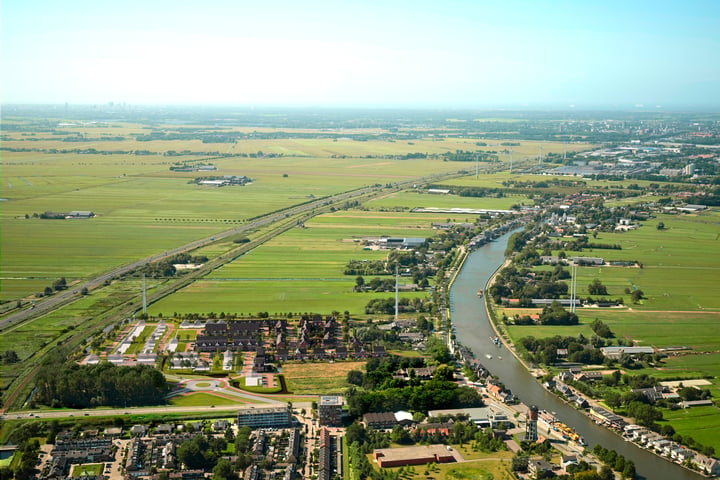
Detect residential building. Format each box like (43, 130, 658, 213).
(318, 396, 343, 427)
(237, 406, 292, 429)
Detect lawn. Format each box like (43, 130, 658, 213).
(70, 464, 103, 477)
(168, 392, 261, 406)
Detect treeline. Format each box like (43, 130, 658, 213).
(442, 150, 497, 162)
(35, 363, 168, 408)
(364, 296, 432, 314)
(592, 445, 637, 479)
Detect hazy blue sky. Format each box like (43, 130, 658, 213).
(2, 0, 719, 109)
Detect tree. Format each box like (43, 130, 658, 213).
(347, 370, 364, 386)
(425, 336, 453, 364)
(212, 458, 235, 480)
(605, 391, 622, 412)
(588, 279, 608, 295)
(433, 364, 455, 381)
(1, 350, 19, 364)
(656, 221, 665, 230)
(622, 460, 636, 479)
(511, 453, 529, 472)
(539, 301, 578, 325)
(631, 289, 645, 304)
(390, 425, 412, 445)
(591, 318, 612, 338)
(355, 276, 365, 290)
(599, 465, 614, 480)
(52, 277, 67, 291)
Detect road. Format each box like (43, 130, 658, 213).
(5, 400, 314, 421)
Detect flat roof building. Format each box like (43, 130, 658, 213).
(318, 396, 343, 427)
(237, 406, 292, 429)
(373, 445, 455, 468)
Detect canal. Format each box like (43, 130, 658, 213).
(449, 230, 703, 480)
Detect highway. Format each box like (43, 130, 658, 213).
(3, 401, 314, 421)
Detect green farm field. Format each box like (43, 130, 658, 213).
(560, 213, 720, 311)
(659, 406, 720, 455)
(148, 209, 440, 316)
(501, 210, 720, 427)
(366, 190, 530, 210)
(1, 151, 464, 301)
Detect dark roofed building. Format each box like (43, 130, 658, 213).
(363, 412, 397, 429)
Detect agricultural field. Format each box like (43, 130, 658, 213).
(149, 211, 406, 316)
(1, 115, 593, 304)
(148, 201, 506, 316)
(365, 190, 529, 211)
(502, 209, 720, 414)
(659, 406, 720, 455)
(0, 151, 452, 301)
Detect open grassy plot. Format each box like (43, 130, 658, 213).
(281, 361, 365, 394)
(168, 392, 259, 406)
(372, 456, 514, 480)
(659, 406, 720, 454)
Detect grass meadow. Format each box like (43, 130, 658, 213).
(1, 123, 593, 303)
(281, 361, 365, 394)
(147, 209, 449, 316)
(659, 406, 720, 454)
(1, 151, 460, 301)
(560, 213, 720, 311)
(500, 209, 720, 432)
(168, 392, 261, 406)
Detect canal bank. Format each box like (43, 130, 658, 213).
(448, 230, 704, 480)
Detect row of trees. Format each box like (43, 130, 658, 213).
(364, 296, 433, 314)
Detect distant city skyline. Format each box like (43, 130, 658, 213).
(2, 0, 719, 109)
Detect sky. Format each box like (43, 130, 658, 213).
(2, 0, 720, 109)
